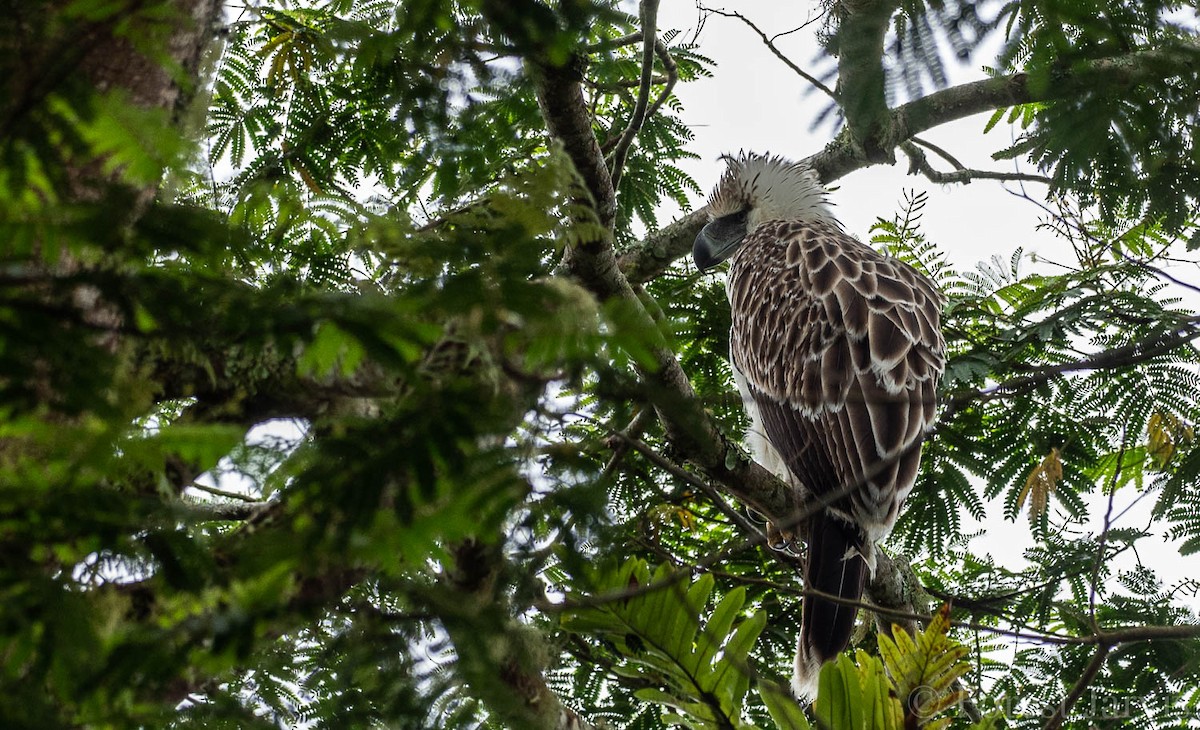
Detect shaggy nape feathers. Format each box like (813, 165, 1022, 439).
(706, 152, 840, 231)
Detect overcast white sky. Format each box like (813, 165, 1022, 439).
(653, 2, 1200, 608)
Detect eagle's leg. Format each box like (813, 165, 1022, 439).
(765, 520, 796, 552)
(748, 506, 797, 552)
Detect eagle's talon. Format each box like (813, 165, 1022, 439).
(766, 520, 798, 552)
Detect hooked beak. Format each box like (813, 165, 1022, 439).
(692, 210, 749, 271)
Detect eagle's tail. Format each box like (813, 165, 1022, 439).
(792, 513, 868, 700)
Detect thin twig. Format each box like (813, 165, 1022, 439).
(614, 431, 767, 540)
(591, 415, 1153, 659)
(551, 564, 1200, 649)
(768, 12, 827, 43)
(1118, 249, 1200, 298)
(949, 315, 1200, 406)
(600, 408, 654, 481)
(909, 136, 967, 170)
(548, 430, 937, 613)
(187, 481, 263, 503)
(1089, 438, 1126, 627)
(699, 6, 836, 99)
(600, 41, 678, 153)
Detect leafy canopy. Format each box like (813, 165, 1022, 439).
(1, 0, 1199, 729)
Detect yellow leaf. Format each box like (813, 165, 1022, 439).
(1147, 411, 1192, 469)
(294, 160, 322, 194)
(674, 506, 696, 530)
(1017, 447, 1062, 520)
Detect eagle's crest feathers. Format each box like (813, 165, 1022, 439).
(707, 151, 839, 231)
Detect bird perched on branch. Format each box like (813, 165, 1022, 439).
(692, 153, 945, 698)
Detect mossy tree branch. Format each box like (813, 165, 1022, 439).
(833, 0, 901, 163)
(618, 37, 1200, 281)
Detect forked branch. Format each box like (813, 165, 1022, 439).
(901, 140, 1053, 185)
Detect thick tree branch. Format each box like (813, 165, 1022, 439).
(436, 538, 599, 730)
(530, 57, 619, 230)
(152, 337, 402, 426)
(509, 27, 1200, 723)
(1042, 643, 1111, 730)
(619, 39, 1200, 281)
(186, 480, 263, 503)
(893, 40, 1200, 145)
(1088, 624, 1200, 644)
(866, 556, 984, 723)
(834, 0, 901, 162)
(177, 496, 268, 522)
(618, 207, 708, 284)
(523, 33, 795, 522)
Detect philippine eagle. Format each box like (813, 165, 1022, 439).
(692, 153, 945, 698)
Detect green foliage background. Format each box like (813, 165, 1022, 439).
(1, 1, 1199, 728)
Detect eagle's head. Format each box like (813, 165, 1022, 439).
(693, 152, 837, 271)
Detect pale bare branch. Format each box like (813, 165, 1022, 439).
(609, 0, 661, 192)
(644, 40, 678, 122)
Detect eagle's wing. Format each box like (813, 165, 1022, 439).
(726, 219, 945, 697)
